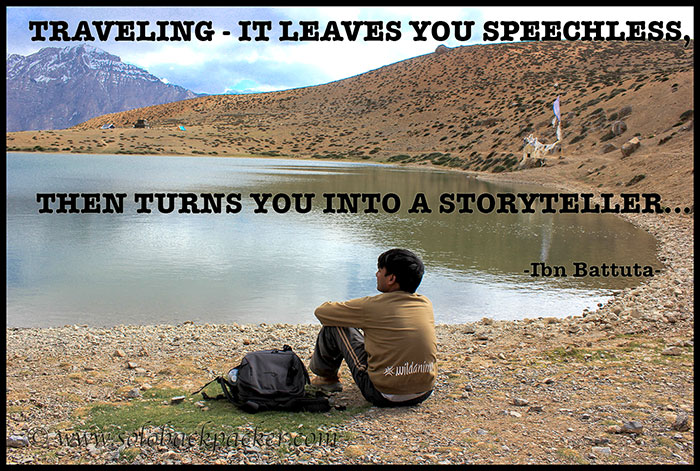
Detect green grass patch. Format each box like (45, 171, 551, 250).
(655, 437, 677, 448)
(556, 448, 589, 464)
(542, 347, 618, 362)
(617, 341, 645, 352)
(71, 386, 367, 454)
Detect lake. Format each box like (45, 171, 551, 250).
(6, 152, 659, 327)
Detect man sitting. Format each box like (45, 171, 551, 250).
(309, 248, 437, 407)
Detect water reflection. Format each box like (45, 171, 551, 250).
(6, 153, 659, 327)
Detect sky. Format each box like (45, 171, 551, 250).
(5, 6, 695, 95)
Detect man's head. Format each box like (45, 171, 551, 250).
(376, 248, 425, 293)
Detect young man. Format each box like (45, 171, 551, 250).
(309, 248, 437, 407)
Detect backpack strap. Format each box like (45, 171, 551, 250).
(278, 396, 331, 413)
(191, 376, 241, 403)
(190, 376, 222, 396)
(221, 377, 240, 403)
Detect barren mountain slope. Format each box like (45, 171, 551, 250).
(7, 40, 694, 206)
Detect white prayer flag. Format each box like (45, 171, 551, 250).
(553, 96, 561, 122)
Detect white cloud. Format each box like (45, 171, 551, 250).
(7, 6, 694, 95)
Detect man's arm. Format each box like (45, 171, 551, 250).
(314, 296, 370, 327)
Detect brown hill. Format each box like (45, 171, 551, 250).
(6, 40, 694, 207)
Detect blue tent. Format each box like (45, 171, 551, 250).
(178, 125, 186, 131)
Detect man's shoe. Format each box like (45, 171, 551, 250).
(310, 375, 343, 393)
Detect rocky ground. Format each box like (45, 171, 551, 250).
(6, 202, 694, 464)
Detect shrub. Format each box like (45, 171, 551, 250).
(679, 110, 694, 122)
(600, 130, 615, 142)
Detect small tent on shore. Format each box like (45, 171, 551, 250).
(101, 123, 115, 129)
(178, 125, 186, 131)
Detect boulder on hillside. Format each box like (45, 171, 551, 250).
(435, 45, 451, 54)
(621, 137, 641, 158)
(611, 120, 627, 136)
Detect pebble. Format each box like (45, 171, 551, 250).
(672, 413, 690, 432)
(661, 347, 683, 356)
(7, 435, 30, 448)
(592, 446, 612, 455)
(606, 425, 622, 434)
(621, 421, 644, 434)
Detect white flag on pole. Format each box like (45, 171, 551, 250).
(553, 96, 561, 122)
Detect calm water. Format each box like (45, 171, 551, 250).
(6, 153, 659, 327)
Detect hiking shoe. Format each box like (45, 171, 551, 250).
(310, 375, 343, 393)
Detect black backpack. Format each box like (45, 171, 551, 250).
(193, 345, 331, 413)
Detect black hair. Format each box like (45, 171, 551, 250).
(377, 248, 424, 293)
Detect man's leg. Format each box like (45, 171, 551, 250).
(309, 326, 393, 405)
(309, 326, 366, 379)
(310, 327, 433, 407)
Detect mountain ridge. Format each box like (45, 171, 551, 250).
(6, 43, 199, 131)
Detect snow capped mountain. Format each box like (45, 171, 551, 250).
(6, 44, 199, 131)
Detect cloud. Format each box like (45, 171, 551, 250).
(6, 7, 695, 95)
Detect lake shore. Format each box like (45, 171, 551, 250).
(6, 152, 694, 464)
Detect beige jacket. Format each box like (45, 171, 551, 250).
(314, 291, 437, 395)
